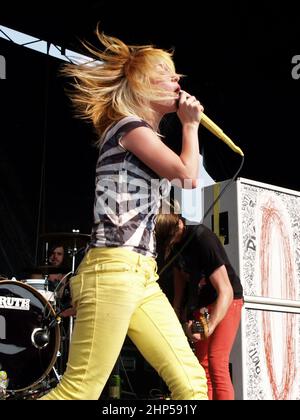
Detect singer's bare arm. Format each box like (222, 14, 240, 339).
(121, 126, 198, 188)
(121, 91, 203, 188)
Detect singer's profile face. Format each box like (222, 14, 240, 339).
(151, 64, 181, 115)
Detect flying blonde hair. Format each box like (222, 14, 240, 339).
(60, 25, 181, 143)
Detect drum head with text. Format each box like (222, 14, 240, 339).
(0, 280, 60, 392)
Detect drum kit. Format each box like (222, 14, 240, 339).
(0, 231, 90, 399)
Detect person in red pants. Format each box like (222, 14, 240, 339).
(156, 213, 244, 400)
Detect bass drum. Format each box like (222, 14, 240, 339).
(0, 280, 60, 393)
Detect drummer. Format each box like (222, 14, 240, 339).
(47, 243, 66, 282)
(31, 243, 74, 372)
(30, 243, 74, 314)
(31, 243, 67, 283)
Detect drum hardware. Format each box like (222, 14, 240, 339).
(22, 279, 55, 305)
(39, 231, 91, 245)
(0, 278, 73, 399)
(49, 304, 72, 325)
(3, 375, 58, 400)
(31, 328, 50, 349)
(39, 230, 90, 275)
(0, 280, 61, 395)
(52, 366, 62, 383)
(0, 231, 89, 398)
(27, 265, 71, 275)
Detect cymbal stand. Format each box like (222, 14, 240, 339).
(65, 232, 81, 342)
(68, 242, 78, 275)
(43, 241, 50, 295)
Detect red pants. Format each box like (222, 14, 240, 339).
(194, 298, 243, 400)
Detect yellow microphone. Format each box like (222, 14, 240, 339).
(200, 113, 244, 157)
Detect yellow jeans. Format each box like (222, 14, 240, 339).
(41, 248, 207, 400)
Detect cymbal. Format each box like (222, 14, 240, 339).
(30, 265, 71, 274)
(40, 232, 91, 241)
(39, 232, 90, 250)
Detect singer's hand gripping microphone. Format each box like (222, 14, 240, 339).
(177, 90, 244, 156)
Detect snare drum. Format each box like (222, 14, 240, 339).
(23, 279, 56, 304)
(0, 280, 60, 392)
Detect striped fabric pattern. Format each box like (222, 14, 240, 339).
(89, 116, 163, 257)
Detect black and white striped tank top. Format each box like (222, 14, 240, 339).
(89, 116, 165, 257)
